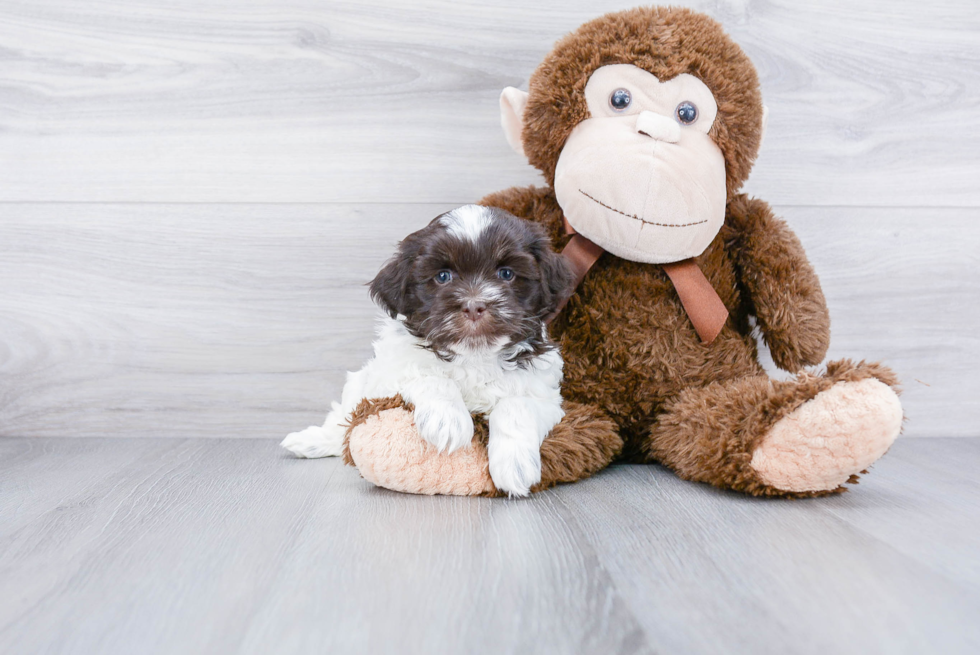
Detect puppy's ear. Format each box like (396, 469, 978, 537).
(534, 241, 576, 316)
(369, 242, 418, 318)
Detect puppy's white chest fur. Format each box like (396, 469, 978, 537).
(371, 318, 564, 414)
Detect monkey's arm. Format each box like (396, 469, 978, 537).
(480, 186, 567, 244)
(725, 195, 830, 371)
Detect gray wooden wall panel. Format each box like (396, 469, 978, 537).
(0, 203, 434, 439)
(761, 206, 980, 438)
(0, 0, 977, 205)
(0, 0, 977, 440)
(1, 203, 976, 439)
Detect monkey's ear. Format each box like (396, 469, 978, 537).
(759, 104, 769, 150)
(369, 249, 416, 318)
(500, 87, 529, 157)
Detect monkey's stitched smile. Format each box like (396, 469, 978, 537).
(578, 189, 708, 228)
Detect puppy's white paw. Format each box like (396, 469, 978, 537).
(488, 436, 541, 498)
(281, 423, 345, 458)
(413, 400, 474, 453)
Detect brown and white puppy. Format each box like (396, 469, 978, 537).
(282, 205, 575, 496)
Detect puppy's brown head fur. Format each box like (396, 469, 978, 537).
(370, 205, 574, 363)
(522, 6, 764, 198)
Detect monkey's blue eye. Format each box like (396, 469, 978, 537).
(435, 270, 453, 284)
(676, 101, 698, 124)
(497, 267, 515, 281)
(609, 88, 632, 111)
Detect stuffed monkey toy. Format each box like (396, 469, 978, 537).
(341, 6, 903, 498)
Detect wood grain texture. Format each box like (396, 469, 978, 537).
(821, 438, 980, 589)
(760, 206, 980, 438)
(559, 448, 980, 654)
(0, 0, 977, 205)
(0, 203, 438, 439)
(1, 437, 978, 654)
(1, 203, 976, 439)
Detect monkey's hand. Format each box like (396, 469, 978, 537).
(725, 195, 831, 372)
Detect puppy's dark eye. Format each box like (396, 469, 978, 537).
(435, 270, 453, 284)
(496, 267, 515, 281)
(675, 101, 698, 124)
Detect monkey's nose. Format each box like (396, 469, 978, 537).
(462, 300, 487, 322)
(636, 111, 680, 143)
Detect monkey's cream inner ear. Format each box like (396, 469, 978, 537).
(499, 87, 529, 157)
(553, 64, 728, 265)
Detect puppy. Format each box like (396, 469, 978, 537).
(281, 205, 575, 496)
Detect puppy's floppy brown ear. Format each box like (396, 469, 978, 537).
(534, 240, 576, 316)
(369, 241, 419, 318)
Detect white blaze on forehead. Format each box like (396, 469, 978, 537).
(440, 205, 494, 242)
(459, 282, 506, 304)
(455, 281, 505, 302)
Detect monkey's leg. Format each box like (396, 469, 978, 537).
(342, 397, 621, 496)
(535, 402, 623, 491)
(342, 396, 495, 496)
(644, 360, 903, 498)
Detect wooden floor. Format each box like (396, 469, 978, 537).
(1, 437, 978, 655)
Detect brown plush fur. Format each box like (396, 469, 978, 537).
(533, 402, 623, 492)
(478, 183, 899, 497)
(477, 184, 874, 497)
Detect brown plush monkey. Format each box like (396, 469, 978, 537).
(342, 6, 903, 498)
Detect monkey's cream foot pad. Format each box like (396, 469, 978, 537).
(348, 407, 496, 496)
(750, 379, 904, 492)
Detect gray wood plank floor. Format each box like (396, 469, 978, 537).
(1, 437, 978, 655)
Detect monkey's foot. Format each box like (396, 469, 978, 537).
(342, 396, 622, 497)
(749, 378, 903, 492)
(347, 407, 496, 496)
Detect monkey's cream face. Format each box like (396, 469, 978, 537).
(553, 64, 727, 264)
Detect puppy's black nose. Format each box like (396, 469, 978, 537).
(462, 300, 487, 322)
